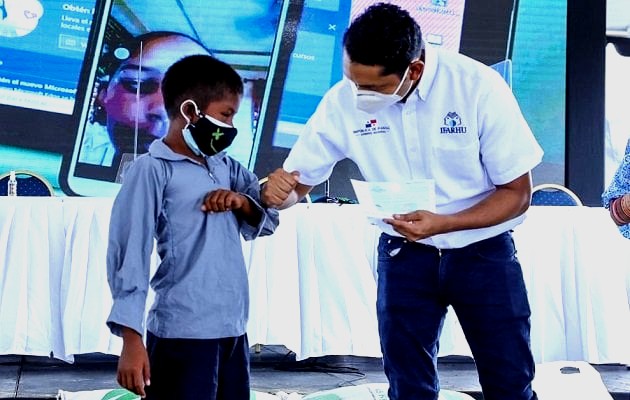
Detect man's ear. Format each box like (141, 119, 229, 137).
(96, 79, 114, 107)
(91, 83, 109, 124)
(409, 60, 425, 81)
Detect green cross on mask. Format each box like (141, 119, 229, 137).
(212, 129, 224, 140)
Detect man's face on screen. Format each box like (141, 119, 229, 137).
(99, 35, 209, 155)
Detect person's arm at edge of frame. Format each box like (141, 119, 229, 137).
(602, 139, 630, 229)
(608, 194, 630, 226)
(385, 172, 533, 242)
(260, 168, 314, 209)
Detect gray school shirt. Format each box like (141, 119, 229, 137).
(106, 139, 279, 339)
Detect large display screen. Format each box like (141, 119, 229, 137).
(0, 0, 106, 175)
(63, 0, 293, 196)
(0, 0, 566, 197)
(253, 0, 520, 198)
(0, 0, 96, 115)
(259, 0, 466, 152)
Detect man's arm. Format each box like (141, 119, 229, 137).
(261, 168, 313, 209)
(385, 172, 532, 241)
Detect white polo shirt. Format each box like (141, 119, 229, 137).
(284, 44, 543, 249)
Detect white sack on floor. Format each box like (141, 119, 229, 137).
(57, 389, 139, 400)
(533, 361, 613, 400)
(302, 383, 475, 399)
(58, 384, 475, 400)
(57, 389, 292, 400)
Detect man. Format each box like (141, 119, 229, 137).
(79, 31, 211, 176)
(261, 3, 542, 400)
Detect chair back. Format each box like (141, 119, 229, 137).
(0, 170, 55, 196)
(531, 183, 583, 206)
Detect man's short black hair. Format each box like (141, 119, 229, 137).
(343, 2, 422, 77)
(91, 31, 213, 125)
(161, 54, 243, 119)
(127, 31, 211, 58)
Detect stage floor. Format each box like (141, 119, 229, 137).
(1, 346, 628, 399)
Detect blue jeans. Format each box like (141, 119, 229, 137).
(376, 231, 536, 400)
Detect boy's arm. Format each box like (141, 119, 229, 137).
(201, 189, 262, 226)
(201, 189, 278, 238)
(106, 158, 165, 398)
(211, 159, 280, 237)
(107, 158, 164, 337)
(117, 326, 150, 398)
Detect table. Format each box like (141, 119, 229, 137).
(0, 198, 629, 365)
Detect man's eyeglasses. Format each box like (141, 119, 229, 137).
(114, 67, 162, 96)
(117, 77, 161, 95)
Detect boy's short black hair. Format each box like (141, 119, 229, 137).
(161, 55, 243, 119)
(343, 2, 422, 77)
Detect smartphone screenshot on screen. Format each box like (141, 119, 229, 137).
(0, 0, 97, 115)
(0, 0, 106, 188)
(255, 0, 466, 160)
(64, 0, 295, 197)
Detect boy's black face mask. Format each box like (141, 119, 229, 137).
(184, 114, 238, 156)
(180, 99, 238, 157)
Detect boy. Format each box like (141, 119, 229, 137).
(106, 54, 279, 399)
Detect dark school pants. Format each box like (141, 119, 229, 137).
(376, 231, 537, 400)
(144, 331, 250, 400)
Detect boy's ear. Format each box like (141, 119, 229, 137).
(180, 101, 199, 123)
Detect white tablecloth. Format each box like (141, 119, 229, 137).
(0, 199, 629, 364)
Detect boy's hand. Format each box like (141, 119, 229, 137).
(261, 168, 300, 208)
(118, 328, 150, 398)
(202, 189, 247, 212)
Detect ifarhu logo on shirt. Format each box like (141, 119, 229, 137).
(440, 112, 467, 134)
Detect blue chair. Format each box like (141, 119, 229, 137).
(531, 183, 583, 206)
(0, 170, 55, 196)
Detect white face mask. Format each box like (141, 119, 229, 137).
(353, 66, 413, 114)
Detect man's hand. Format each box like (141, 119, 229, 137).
(384, 210, 447, 242)
(383, 173, 533, 242)
(202, 190, 247, 212)
(117, 328, 150, 398)
(261, 168, 300, 208)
